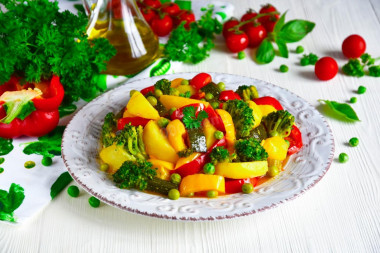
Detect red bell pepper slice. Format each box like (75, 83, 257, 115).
(225, 177, 259, 194)
(117, 117, 150, 129)
(170, 103, 206, 120)
(190, 73, 212, 90)
(140, 85, 155, 96)
(285, 125, 303, 155)
(253, 96, 283, 110)
(219, 90, 242, 101)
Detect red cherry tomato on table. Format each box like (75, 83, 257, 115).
(175, 10, 195, 29)
(253, 96, 283, 110)
(225, 32, 249, 53)
(342, 34, 366, 59)
(143, 0, 161, 9)
(240, 10, 258, 32)
(245, 25, 267, 48)
(190, 73, 212, 90)
(314, 57, 338, 81)
(258, 4, 279, 25)
(161, 2, 181, 16)
(151, 15, 173, 37)
(141, 8, 157, 24)
(223, 19, 240, 38)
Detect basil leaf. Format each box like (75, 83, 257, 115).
(273, 11, 287, 34)
(319, 100, 360, 121)
(0, 137, 14, 155)
(6, 183, 25, 213)
(279, 20, 315, 43)
(50, 172, 73, 199)
(256, 39, 275, 64)
(275, 38, 288, 58)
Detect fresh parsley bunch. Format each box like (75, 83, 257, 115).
(0, 0, 116, 102)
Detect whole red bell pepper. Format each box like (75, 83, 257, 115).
(219, 90, 242, 101)
(225, 177, 259, 194)
(0, 75, 64, 138)
(253, 96, 283, 110)
(285, 125, 303, 155)
(117, 117, 150, 129)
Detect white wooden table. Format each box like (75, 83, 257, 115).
(1, 0, 380, 252)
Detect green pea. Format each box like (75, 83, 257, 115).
(280, 64, 289, 73)
(170, 173, 181, 184)
(267, 166, 280, 177)
(147, 96, 157, 106)
(0, 157, 4, 165)
(154, 89, 163, 97)
(211, 101, 219, 109)
(217, 82, 225, 91)
(24, 161, 35, 169)
(157, 118, 170, 128)
(339, 153, 349, 163)
(214, 130, 224, 140)
(168, 189, 180, 200)
(350, 97, 357, 103)
(130, 90, 138, 97)
(200, 98, 207, 102)
(169, 107, 177, 115)
(237, 51, 246, 59)
(181, 79, 189, 85)
(41, 156, 52, 166)
(88, 196, 100, 208)
(187, 192, 194, 197)
(205, 93, 214, 100)
(206, 190, 218, 198)
(357, 86, 366, 94)
(349, 137, 359, 147)
(296, 45, 304, 54)
(100, 163, 109, 171)
(203, 163, 215, 175)
(242, 183, 254, 194)
(0, 167, 4, 174)
(67, 185, 80, 197)
(170, 88, 180, 96)
(300, 57, 309, 66)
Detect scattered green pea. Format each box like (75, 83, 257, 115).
(181, 79, 189, 85)
(296, 45, 304, 54)
(211, 101, 219, 109)
(41, 156, 52, 166)
(350, 97, 357, 103)
(357, 86, 366, 94)
(129, 90, 138, 97)
(154, 89, 163, 97)
(203, 163, 215, 175)
(214, 130, 224, 140)
(169, 107, 177, 115)
(67, 185, 80, 197)
(147, 96, 157, 106)
(206, 190, 218, 198)
(267, 166, 280, 177)
(88, 196, 100, 208)
(0, 168, 4, 174)
(349, 137, 359, 147)
(157, 118, 170, 128)
(237, 51, 246, 59)
(242, 183, 254, 194)
(170, 173, 181, 184)
(0, 157, 4, 165)
(168, 189, 180, 200)
(170, 88, 180, 96)
(217, 82, 225, 91)
(280, 64, 289, 73)
(24, 161, 35, 169)
(100, 163, 109, 172)
(339, 153, 349, 163)
(205, 93, 214, 100)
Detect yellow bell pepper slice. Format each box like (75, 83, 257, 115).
(176, 84, 196, 97)
(170, 78, 184, 88)
(202, 118, 217, 150)
(215, 109, 235, 153)
(258, 105, 276, 117)
(159, 95, 209, 110)
(247, 101, 263, 128)
(166, 119, 187, 152)
(127, 91, 160, 120)
(99, 143, 134, 174)
(215, 161, 268, 179)
(122, 110, 135, 118)
(179, 174, 225, 196)
(174, 152, 201, 169)
(149, 159, 175, 171)
(261, 136, 288, 160)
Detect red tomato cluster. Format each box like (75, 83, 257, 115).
(223, 4, 279, 53)
(137, 0, 195, 37)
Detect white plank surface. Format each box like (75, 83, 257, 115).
(1, 0, 380, 252)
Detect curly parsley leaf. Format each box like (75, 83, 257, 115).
(0, 183, 25, 222)
(182, 106, 208, 129)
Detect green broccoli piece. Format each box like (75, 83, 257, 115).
(101, 113, 117, 147)
(154, 79, 172, 95)
(235, 138, 268, 162)
(300, 53, 319, 66)
(342, 59, 365, 77)
(209, 147, 231, 165)
(235, 85, 259, 101)
(116, 124, 147, 161)
(223, 99, 255, 139)
(263, 110, 295, 138)
(360, 53, 375, 66)
(369, 65, 380, 77)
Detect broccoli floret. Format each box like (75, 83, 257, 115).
(154, 79, 172, 95)
(300, 53, 318, 66)
(263, 110, 295, 138)
(369, 65, 380, 77)
(235, 138, 268, 162)
(101, 112, 117, 147)
(113, 160, 156, 190)
(223, 99, 255, 139)
(235, 85, 259, 101)
(209, 147, 230, 165)
(360, 53, 375, 66)
(116, 124, 147, 160)
(342, 59, 365, 77)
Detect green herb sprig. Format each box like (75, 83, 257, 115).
(0, 183, 25, 222)
(182, 106, 209, 129)
(342, 53, 380, 77)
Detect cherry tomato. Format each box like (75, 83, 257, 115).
(223, 19, 240, 38)
(314, 57, 338, 81)
(225, 32, 249, 53)
(141, 8, 157, 24)
(161, 2, 180, 16)
(263, 16, 278, 32)
(190, 73, 212, 90)
(342, 34, 366, 59)
(151, 15, 173, 37)
(253, 96, 283, 110)
(143, 0, 161, 9)
(240, 10, 258, 32)
(258, 4, 279, 25)
(175, 10, 196, 29)
(245, 24, 267, 48)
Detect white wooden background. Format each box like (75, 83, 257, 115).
(1, 0, 380, 252)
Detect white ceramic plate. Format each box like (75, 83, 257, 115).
(62, 73, 334, 221)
